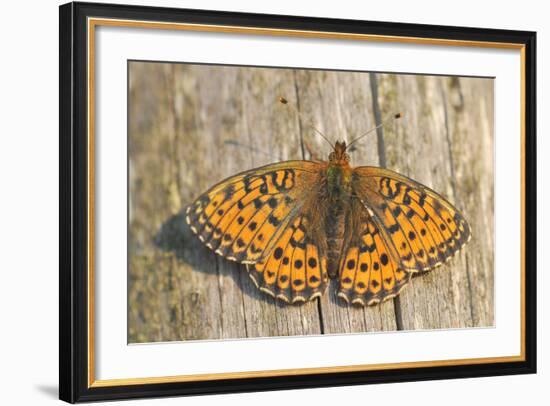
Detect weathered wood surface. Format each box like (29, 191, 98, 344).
(128, 62, 494, 343)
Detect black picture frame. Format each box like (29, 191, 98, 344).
(59, 1, 537, 403)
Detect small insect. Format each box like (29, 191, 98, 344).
(186, 98, 471, 306)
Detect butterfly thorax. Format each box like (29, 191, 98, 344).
(326, 164, 352, 197)
(326, 140, 353, 197)
(325, 141, 354, 278)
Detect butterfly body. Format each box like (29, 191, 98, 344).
(186, 140, 471, 306)
(324, 141, 354, 278)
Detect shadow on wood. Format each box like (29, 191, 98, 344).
(154, 210, 306, 307)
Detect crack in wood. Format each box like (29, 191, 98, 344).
(370, 72, 404, 331)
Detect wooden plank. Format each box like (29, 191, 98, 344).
(444, 77, 495, 327)
(128, 63, 493, 343)
(226, 66, 322, 338)
(291, 69, 398, 334)
(374, 73, 494, 330)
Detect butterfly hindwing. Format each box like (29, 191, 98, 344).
(247, 214, 329, 303)
(337, 199, 412, 305)
(352, 167, 471, 273)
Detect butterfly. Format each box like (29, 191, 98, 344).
(186, 113, 471, 306)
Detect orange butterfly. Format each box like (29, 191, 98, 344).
(186, 108, 470, 306)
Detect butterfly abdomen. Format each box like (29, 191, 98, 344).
(325, 164, 353, 279)
(326, 201, 347, 279)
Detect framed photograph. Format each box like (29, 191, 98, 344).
(59, 1, 536, 403)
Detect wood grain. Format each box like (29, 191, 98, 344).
(128, 62, 494, 343)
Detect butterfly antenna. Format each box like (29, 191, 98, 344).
(347, 112, 403, 148)
(278, 97, 334, 149)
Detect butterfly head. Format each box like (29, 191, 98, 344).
(328, 141, 351, 165)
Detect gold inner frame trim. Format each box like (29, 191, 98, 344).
(87, 17, 527, 388)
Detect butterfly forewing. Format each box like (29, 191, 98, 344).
(352, 167, 471, 273)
